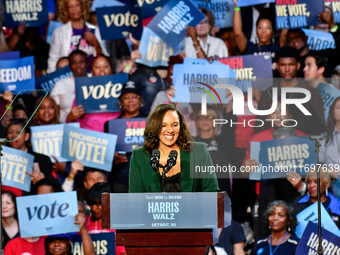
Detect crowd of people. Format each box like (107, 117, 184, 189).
(0, 0, 340, 254)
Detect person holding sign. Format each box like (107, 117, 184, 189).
(129, 104, 219, 192)
(2, 191, 20, 248)
(250, 200, 298, 255)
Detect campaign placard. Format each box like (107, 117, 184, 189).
(302, 28, 336, 51)
(96, 6, 143, 40)
(35, 65, 73, 93)
(91, 0, 125, 11)
(0, 51, 20, 60)
(325, 0, 340, 24)
(61, 125, 117, 171)
(147, 0, 205, 47)
(136, 27, 181, 67)
(31, 123, 80, 163)
(4, 0, 49, 27)
(108, 118, 146, 152)
(296, 222, 340, 254)
(71, 232, 116, 255)
(275, 0, 325, 29)
(295, 202, 340, 238)
(1, 146, 33, 192)
(0, 56, 35, 94)
(172, 63, 236, 103)
(132, 0, 169, 20)
(46, 21, 64, 44)
(17, 191, 79, 238)
(75, 74, 128, 114)
(183, 57, 224, 65)
(236, 0, 275, 7)
(217, 54, 273, 92)
(317, 83, 340, 121)
(192, 0, 234, 28)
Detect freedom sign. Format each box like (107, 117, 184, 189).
(275, 0, 325, 29)
(0, 56, 35, 94)
(108, 118, 146, 152)
(302, 28, 336, 51)
(61, 125, 117, 171)
(96, 6, 143, 40)
(35, 65, 73, 93)
(17, 191, 79, 238)
(31, 123, 80, 163)
(1, 146, 33, 192)
(4, 0, 49, 27)
(75, 74, 128, 114)
(132, 0, 169, 20)
(317, 83, 340, 121)
(147, 0, 205, 47)
(71, 232, 116, 255)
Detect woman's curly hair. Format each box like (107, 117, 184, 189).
(57, 0, 90, 24)
(143, 104, 191, 155)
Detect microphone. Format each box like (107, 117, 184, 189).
(164, 150, 178, 174)
(150, 149, 160, 172)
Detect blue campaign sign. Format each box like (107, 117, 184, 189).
(147, 0, 205, 47)
(1, 146, 33, 192)
(75, 74, 128, 114)
(302, 28, 336, 51)
(46, 21, 64, 44)
(172, 63, 236, 103)
(183, 57, 224, 65)
(317, 83, 340, 121)
(132, 0, 169, 20)
(249, 141, 262, 180)
(31, 123, 80, 163)
(296, 202, 340, 238)
(296, 222, 340, 254)
(4, 0, 49, 27)
(92, 0, 125, 11)
(17, 191, 79, 238)
(71, 232, 116, 255)
(61, 125, 117, 171)
(326, 0, 340, 24)
(108, 118, 146, 152)
(217, 54, 273, 92)
(237, 0, 274, 7)
(0, 51, 20, 60)
(0, 56, 35, 94)
(96, 6, 143, 40)
(192, 0, 234, 28)
(275, 0, 325, 29)
(136, 27, 181, 67)
(35, 65, 73, 93)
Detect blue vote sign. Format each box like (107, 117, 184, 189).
(61, 125, 117, 171)
(96, 6, 143, 40)
(71, 232, 116, 255)
(132, 0, 169, 20)
(325, 0, 340, 24)
(302, 28, 336, 51)
(75, 74, 128, 114)
(91, 0, 124, 11)
(17, 191, 79, 238)
(0, 51, 20, 60)
(35, 65, 73, 93)
(237, 0, 274, 7)
(317, 83, 340, 121)
(0, 56, 35, 94)
(1, 146, 33, 192)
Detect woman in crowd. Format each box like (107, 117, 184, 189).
(12, 104, 30, 122)
(47, 0, 108, 73)
(129, 104, 219, 192)
(250, 201, 298, 255)
(2, 191, 19, 248)
(32, 96, 59, 126)
(292, 168, 340, 229)
(182, 7, 228, 59)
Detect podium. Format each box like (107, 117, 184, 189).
(102, 192, 231, 255)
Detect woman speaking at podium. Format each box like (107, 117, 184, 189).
(129, 104, 219, 192)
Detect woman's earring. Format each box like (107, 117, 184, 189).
(269, 225, 271, 229)
(326, 188, 329, 197)
(139, 103, 144, 108)
(288, 226, 291, 232)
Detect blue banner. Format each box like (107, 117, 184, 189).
(46, 21, 63, 44)
(296, 222, 340, 254)
(172, 63, 236, 103)
(108, 118, 146, 152)
(136, 27, 181, 67)
(317, 83, 340, 121)
(96, 6, 143, 40)
(183, 57, 224, 65)
(4, 0, 49, 27)
(237, 0, 274, 7)
(1, 146, 33, 192)
(61, 125, 117, 171)
(17, 191, 79, 238)
(0, 56, 35, 94)
(0, 51, 20, 60)
(71, 232, 116, 255)
(75, 74, 128, 114)
(296, 202, 340, 238)
(31, 123, 80, 163)
(147, 0, 205, 47)
(217, 54, 273, 92)
(275, 0, 325, 29)
(92, 0, 124, 11)
(132, 0, 169, 20)
(193, 0, 234, 28)
(35, 65, 73, 94)
(325, 0, 340, 24)
(302, 28, 336, 51)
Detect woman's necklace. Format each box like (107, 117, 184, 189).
(269, 231, 288, 255)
